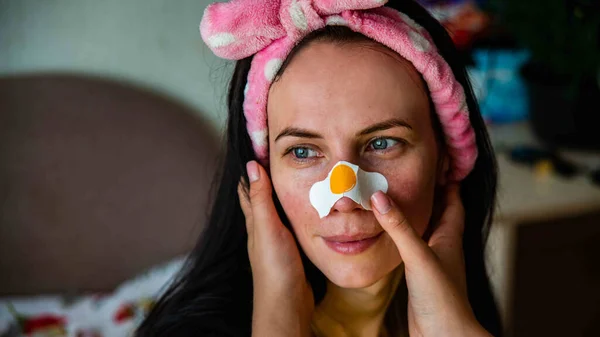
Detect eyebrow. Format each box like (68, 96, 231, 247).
(274, 118, 412, 142)
(275, 127, 323, 142)
(357, 118, 412, 136)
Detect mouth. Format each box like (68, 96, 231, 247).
(322, 232, 383, 255)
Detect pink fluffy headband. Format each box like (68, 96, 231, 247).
(200, 0, 477, 181)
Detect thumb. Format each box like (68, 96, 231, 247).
(428, 184, 465, 257)
(427, 184, 467, 293)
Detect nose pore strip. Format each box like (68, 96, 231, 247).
(309, 161, 388, 219)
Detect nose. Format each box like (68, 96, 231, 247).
(331, 196, 364, 213)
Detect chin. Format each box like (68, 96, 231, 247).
(320, 258, 401, 288)
(325, 268, 385, 288)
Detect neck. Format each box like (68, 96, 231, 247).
(312, 265, 404, 337)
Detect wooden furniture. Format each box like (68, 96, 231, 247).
(487, 123, 600, 336)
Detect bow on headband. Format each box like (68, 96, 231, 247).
(199, 0, 478, 181)
(201, 0, 391, 60)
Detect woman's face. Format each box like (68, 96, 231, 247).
(267, 40, 446, 288)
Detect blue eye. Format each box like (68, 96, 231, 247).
(369, 138, 398, 150)
(292, 147, 318, 159)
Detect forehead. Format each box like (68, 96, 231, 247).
(267, 40, 431, 133)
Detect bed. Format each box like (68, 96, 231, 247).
(0, 74, 221, 336)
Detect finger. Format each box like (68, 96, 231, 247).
(370, 191, 435, 269)
(427, 184, 465, 264)
(427, 184, 467, 292)
(237, 179, 254, 246)
(246, 161, 283, 238)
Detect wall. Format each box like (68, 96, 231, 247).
(0, 0, 230, 128)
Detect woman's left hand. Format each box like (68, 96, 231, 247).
(370, 184, 493, 337)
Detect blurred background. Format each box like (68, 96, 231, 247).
(0, 0, 599, 336)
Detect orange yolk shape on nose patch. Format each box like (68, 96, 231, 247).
(309, 161, 388, 218)
(330, 164, 357, 194)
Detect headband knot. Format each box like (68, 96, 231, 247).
(201, 0, 391, 59)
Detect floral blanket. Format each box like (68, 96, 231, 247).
(0, 257, 184, 337)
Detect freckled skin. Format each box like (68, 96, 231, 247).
(267, 41, 445, 288)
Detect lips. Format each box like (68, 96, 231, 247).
(322, 232, 383, 255)
(322, 232, 382, 243)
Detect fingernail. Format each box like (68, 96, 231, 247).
(246, 161, 259, 183)
(371, 191, 391, 215)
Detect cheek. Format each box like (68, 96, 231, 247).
(382, 155, 437, 236)
(271, 169, 318, 236)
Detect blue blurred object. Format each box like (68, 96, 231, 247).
(467, 49, 530, 124)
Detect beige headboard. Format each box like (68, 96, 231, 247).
(0, 74, 220, 295)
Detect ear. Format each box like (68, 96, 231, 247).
(437, 153, 450, 186)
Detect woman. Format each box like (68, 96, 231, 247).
(136, 0, 502, 336)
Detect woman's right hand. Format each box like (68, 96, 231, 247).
(238, 160, 314, 337)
